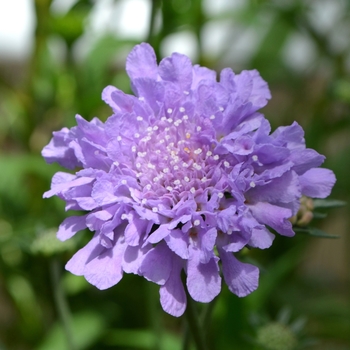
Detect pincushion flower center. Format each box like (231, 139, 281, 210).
(130, 108, 225, 199)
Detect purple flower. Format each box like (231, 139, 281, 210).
(42, 43, 336, 317)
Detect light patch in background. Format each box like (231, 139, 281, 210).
(282, 33, 317, 72)
(308, 0, 345, 35)
(201, 20, 232, 59)
(203, 0, 244, 16)
(160, 31, 198, 61)
(88, 0, 150, 39)
(0, 0, 35, 59)
(51, 0, 78, 15)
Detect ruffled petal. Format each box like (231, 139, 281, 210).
(140, 242, 172, 285)
(159, 53, 193, 91)
(126, 43, 158, 82)
(160, 255, 186, 317)
(65, 233, 104, 275)
(299, 168, 336, 198)
(219, 248, 259, 297)
(186, 247, 221, 303)
(57, 215, 87, 241)
(248, 202, 294, 236)
(84, 234, 127, 290)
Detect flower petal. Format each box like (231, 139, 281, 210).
(299, 168, 336, 198)
(126, 43, 158, 82)
(160, 255, 186, 317)
(219, 248, 259, 297)
(57, 215, 87, 241)
(140, 242, 172, 285)
(248, 202, 294, 236)
(186, 247, 221, 303)
(84, 235, 127, 290)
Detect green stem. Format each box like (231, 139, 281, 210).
(50, 258, 75, 350)
(146, 282, 162, 350)
(146, 0, 161, 50)
(183, 284, 208, 350)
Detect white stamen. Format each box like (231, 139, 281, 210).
(182, 162, 189, 168)
(194, 219, 200, 226)
(183, 115, 189, 120)
(131, 146, 136, 152)
(167, 118, 173, 123)
(153, 125, 159, 131)
(201, 177, 207, 182)
(121, 214, 128, 220)
(117, 136, 122, 141)
(196, 126, 202, 131)
(121, 180, 127, 185)
(136, 116, 143, 121)
(190, 187, 196, 194)
(94, 150, 99, 155)
(152, 207, 158, 212)
(114, 161, 120, 166)
(147, 126, 152, 132)
(161, 116, 167, 121)
(179, 107, 185, 112)
(218, 192, 224, 198)
(145, 184, 151, 190)
(193, 163, 202, 170)
(174, 179, 181, 185)
(138, 97, 145, 101)
(183, 90, 189, 95)
(147, 163, 155, 169)
(206, 151, 212, 157)
(163, 168, 169, 173)
(219, 106, 224, 111)
(173, 165, 179, 170)
(213, 155, 219, 160)
(153, 177, 159, 182)
(184, 176, 190, 182)
(209, 115, 215, 120)
(166, 186, 173, 191)
(250, 181, 256, 188)
(134, 133, 140, 138)
(141, 199, 147, 204)
(194, 148, 202, 155)
(252, 155, 258, 162)
(167, 108, 173, 114)
(224, 161, 230, 168)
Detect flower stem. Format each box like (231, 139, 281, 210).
(146, 282, 162, 350)
(50, 258, 75, 350)
(146, 0, 161, 53)
(183, 282, 208, 350)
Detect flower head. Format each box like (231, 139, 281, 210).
(42, 43, 336, 316)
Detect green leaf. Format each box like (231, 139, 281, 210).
(312, 199, 347, 209)
(294, 227, 340, 239)
(105, 329, 182, 350)
(312, 212, 328, 219)
(37, 311, 105, 350)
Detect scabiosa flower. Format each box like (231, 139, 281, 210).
(42, 43, 335, 317)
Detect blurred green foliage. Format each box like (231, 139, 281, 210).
(0, 0, 349, 349)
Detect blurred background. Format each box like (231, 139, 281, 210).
(0, 0, 349, 349)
